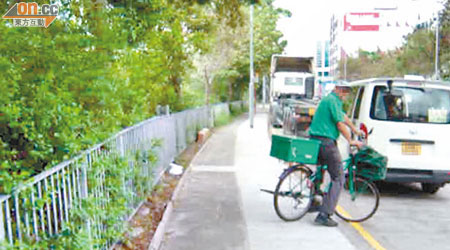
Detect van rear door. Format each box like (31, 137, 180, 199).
(366, 84, 450, 172)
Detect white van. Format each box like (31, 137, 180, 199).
(346, 78, 450, 193)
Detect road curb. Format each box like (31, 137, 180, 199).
(148, 132, 214, 250)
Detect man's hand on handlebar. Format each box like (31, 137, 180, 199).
(352, 129, 365, 138)
(350, 140, 364, 149)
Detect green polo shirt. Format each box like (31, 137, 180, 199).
(309, 92, 345, 140)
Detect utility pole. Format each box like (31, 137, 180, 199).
(249, 4, 254, 128)
(435, 10, 440, 80)
(262, 75, 266, 109)
(344, 53, 347, 81)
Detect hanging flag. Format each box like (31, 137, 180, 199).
(341, 47, 347, 60)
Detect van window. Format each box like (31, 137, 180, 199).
(370, 86, 450, 124)
(285, 77, 303, 86)
(353, 87, 365, 119)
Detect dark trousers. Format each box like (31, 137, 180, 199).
(310, 136, 345, 216)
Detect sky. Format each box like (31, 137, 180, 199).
(273, 0, 444, 57)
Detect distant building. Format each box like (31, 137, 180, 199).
(329, 1, 440, 79)
(314, 41, 333, 97)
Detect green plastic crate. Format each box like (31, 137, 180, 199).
(270, 135, 321, 164)
(354, 146, 388, 180)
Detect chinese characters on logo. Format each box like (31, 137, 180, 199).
(2, 2, 59, 28)
(13, 18, 45, 27)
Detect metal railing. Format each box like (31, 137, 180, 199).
(0, 101, 244, 247)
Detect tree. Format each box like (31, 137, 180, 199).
(398, 29, 435, 77)
(337, 29, 436, 80)
(219, 1, 288, 101)
(338, 49, 403, 80)
(0, 0, 287, 192)
(438, 0, 450, 79)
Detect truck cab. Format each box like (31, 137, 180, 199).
(271, 72, 315, 99)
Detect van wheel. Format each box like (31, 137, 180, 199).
(421, 183, 441, 194)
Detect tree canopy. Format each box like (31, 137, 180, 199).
(0, 0, 287, 192)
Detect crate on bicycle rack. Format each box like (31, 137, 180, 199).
(270, 134, 321, 164)
(354, 146, 388, 180)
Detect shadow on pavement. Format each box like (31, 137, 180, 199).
(375, 181, 435, 198)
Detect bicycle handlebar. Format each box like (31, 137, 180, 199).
(350, 137, 366, 153)
(350, 145, 359, 154)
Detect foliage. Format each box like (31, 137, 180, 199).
(214, 103, 246, 127)
(0, 141, 159, 249)
(0, 0, 285, 192)
(438, 0, 450, 79)
(399, 29, 436, 77)
(192, 0, 288, 104)
(229, 102, 248, 116)
(338, 49, 403, 81)
(0, 0, 285, 248)
(214, 112, 232, 127)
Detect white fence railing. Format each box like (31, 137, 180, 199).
(0, 101, 245, 247)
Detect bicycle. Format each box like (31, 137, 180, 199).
(270, 135, 387, 223)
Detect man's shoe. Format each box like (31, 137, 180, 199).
(314, 213, 338, 227)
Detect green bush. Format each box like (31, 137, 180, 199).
(0, 0, 286, 193)
(0, 140, 159, 249)
(214, 113, 231, 127)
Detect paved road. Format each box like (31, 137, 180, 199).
(159, 111, 450, 250)
(356, 182, 450, 250)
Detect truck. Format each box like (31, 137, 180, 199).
(268, 55, 318, 137)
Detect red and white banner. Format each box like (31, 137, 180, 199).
(340, 47, 347, 59)
(344, 12, 380, 31)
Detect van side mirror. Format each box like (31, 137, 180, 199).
(387, 80, 393, 93)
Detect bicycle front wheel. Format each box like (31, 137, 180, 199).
(274, 167, 313, 221)
(335, 176, 379, 222)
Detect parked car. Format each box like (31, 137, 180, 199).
(343, 77, 450, 193)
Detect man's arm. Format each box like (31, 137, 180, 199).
(344, 114, 360, 135)
(337, 122, 352, 143)
(338, 121, 363, 148)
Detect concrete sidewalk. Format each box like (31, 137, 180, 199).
(158, 113, 356, 250)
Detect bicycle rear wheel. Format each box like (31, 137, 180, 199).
(274, 167, 313, 221)
(335, 176, 379, 222)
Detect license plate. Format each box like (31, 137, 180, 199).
(402, 142, 421, 155)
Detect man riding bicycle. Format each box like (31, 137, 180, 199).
(309, 83, 363, 227)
